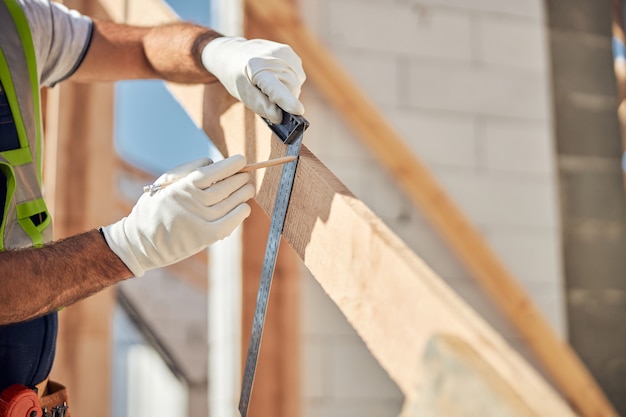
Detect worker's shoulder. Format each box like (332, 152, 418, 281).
(17, 0, 87, 24)
(9, 0, 92, 86)
(11, 0, 90, 37)
(13, 0, 55, 19)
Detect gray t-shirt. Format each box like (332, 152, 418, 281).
(0, 0, 92, 90)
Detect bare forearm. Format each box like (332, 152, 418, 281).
(0, 230, 132, 324)
(144, 22, 222, 83)
(72, 20, 223, 83)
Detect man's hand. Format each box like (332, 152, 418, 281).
(201, 37, 306, 123)
(102, 155, 254, 277)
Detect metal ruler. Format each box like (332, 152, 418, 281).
(238, 112, 309, 417)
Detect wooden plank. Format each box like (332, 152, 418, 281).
(201, 84, 576, 417)
(242, 3, 617, 417)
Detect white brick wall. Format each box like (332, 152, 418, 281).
(408, 65, 550, 119)
(405, 0, 544, 19)
(482, 119, 553, 174)
(477, 15, 548, 70)
(299, 0, 563, 415)
(328, 1, 473, 61)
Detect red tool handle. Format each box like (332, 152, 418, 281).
(0, 385, 41, 417)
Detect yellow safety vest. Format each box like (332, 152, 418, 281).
(0, 0, 52, 250)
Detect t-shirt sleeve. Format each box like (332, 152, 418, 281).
(19, 0, 93, 87)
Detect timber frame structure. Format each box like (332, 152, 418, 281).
(43, 1, 622, 417)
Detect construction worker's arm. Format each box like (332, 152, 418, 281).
(0, 156, 254, 325)
(0, 229, 130, 325)
(71, 20, 305, 123)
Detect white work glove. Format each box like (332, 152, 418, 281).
(201, 37, 306, 123)
(102, 155, 254, 277)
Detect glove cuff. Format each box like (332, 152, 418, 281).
(201, 36, 247, 72)
(101, 220, 146, 278)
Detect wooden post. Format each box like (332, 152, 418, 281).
(43, 4, 117, 416)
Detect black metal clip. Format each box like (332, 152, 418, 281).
(43, 403, 68, 417)
(53, 403, 67, 417)
(263, 111, 309, 145)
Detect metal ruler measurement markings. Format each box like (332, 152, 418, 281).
(238, 112, 309, 417)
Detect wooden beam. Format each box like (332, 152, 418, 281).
(43, 3, 118, 417)
(242, 2, 617, 416)
(43, 56, 116, 417)
(201, 84, 576, 416)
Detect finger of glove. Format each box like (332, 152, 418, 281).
(202, 183, 255, 220)
(236, 78, 304, 124)
(195, 172, 251, 207)
(256, 68, 303, 100)
(248, 57, 305, 97)
(156, 158, 213, 185)
(246, 42, 306, 83)
(238, 84, 284, 123)
(252, 71, 305, 116)
(188, 154, 247, 189)
(209, 202, 252, 241)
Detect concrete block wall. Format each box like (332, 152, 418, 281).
(297, 0, 564, 415)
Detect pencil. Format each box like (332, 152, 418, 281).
(238, 156, 297, 172)
(143, 155, 298, 193)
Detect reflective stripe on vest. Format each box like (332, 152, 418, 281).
(0, 0, 52, 250)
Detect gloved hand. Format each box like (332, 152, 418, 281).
(102, 155, 254, 277)
(201, 37, 306, 123)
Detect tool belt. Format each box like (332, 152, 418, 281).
(0, 379, 70, 417)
